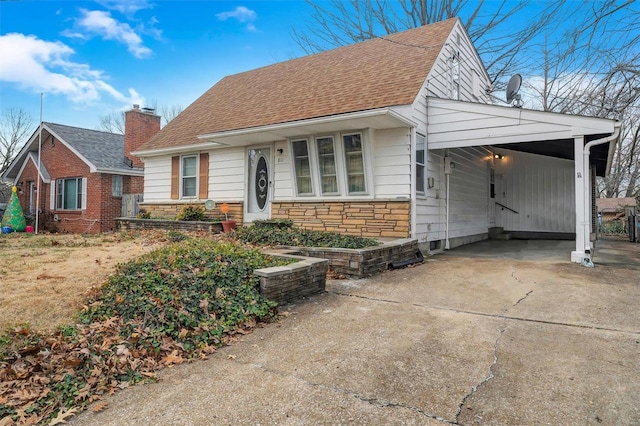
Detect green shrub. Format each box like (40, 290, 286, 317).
(79, 239, 289, 350)
(253, 219, 294, 229)
(176, 205, 206, 221)
(136, 209, 151, 219)
(233, 225, 380, 249)
(600, 220, 627, 234)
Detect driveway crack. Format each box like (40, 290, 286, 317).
(454, 321, 506, 424)
(513, 290, 533, 307)
(235, 360, 454, 424)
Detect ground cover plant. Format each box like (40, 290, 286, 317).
(0, 237, 290, 425)
(233, 220, 380, 249)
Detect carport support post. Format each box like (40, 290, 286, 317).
(572, 136, 588, 263)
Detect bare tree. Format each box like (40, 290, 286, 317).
(98, 111, 125, 134)
(291, 0, 565, 84)
(160, 104, 183, 126)
(293, 0, 640, 197)
(1, 108, 35, 175)
(98, 104, 183, 134)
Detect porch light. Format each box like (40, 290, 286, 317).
(494, 154, 504, 160)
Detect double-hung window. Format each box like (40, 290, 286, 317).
(416, 133, 426, 194)
(292, 139, 313, 195)
(317, 137, 338, 194)
(56, 177, 85, 210)
(343, 133, 366, 194)
(181, 155, 197, 198)
(112, 175, 123, 197)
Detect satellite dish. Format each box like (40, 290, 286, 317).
(204, 199, 216, 210)
(506, 74, 523, 107)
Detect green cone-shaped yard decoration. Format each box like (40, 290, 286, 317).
(1, 186, 26, 232)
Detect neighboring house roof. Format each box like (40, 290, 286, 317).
(138, 18, 458, 152)
(45, 123, 132, 172)
(596, 197, 638, 212)
(2, 122, 142, 181)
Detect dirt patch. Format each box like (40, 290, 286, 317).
(0, 231, 170, 332)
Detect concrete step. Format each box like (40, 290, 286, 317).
(489, 227, 505, 239)
(493, 232, 512, 241)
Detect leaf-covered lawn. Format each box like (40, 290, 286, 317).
(0, 239, 290, 425)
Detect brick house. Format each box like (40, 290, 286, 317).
(133, 18, 619, 262)
(1, 106, 159, 233)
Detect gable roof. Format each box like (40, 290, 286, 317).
(138, 18, 458, 152)
(2, 123, 141, 181)
(45, 123, 132, 172)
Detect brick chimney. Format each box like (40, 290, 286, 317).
(125, 104, 161, 168)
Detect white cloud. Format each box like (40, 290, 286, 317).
(98, 0, 153, 17)
(71, 9, 152, 58)
(0, 33, 144, 107)
(216, 6, 257, 31)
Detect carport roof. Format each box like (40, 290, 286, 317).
(426, 98, 619, 176)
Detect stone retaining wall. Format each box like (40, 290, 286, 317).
(255, 254, 328, 305)
(116, 218, 223, 233)
(286, 238, 420, 278)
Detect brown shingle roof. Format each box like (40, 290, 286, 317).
(139, 18, 457, 152)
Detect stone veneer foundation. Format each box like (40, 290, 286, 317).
(271, 200, 410, 238)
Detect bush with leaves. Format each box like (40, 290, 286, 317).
(233, 224, 380, 249)
(0, 239, 290, 424)
(176, 205, 206, 221)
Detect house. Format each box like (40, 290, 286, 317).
(133, 18, 619, 263)
(596, 197, 638, 229)
(1, 106, 160, 233)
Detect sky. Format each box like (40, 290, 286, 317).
(1, 1, 638, 133)
(0, 1, 310, 130)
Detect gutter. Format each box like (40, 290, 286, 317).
(580, 122, 622, 261)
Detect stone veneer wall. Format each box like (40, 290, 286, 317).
(288, 238, 420, 278)
(271, 200, 410, 238)
(138, 202, 243, 223)
(255, 254, 328, 305)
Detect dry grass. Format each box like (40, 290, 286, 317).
(0, 231, 170, 332)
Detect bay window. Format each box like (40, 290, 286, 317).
(290, 131, 368, 197)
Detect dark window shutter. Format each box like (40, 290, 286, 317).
(199, 153, 209, 199)
(171, 156, 179, 200)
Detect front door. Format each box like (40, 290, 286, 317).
(245, 147, 271, 222)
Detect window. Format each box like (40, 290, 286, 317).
(316, 137, 338, 194)
(343, 133, 366, 193)
(112, 175, 123, 197)
(181, 155, 197, 198)
(290, 131, 369, 197)
(292, 140, 313, 195)
(56, 178, 84, 210)
(416, 133, 426, 193)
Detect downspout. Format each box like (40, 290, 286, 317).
(410, 126, 417, 241)
(581, 122, 621, 258)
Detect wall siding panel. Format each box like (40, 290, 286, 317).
(495, 148, 575, 232)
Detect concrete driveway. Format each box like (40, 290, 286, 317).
(72, 240, 640, 425)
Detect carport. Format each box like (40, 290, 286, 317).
(427, 97, 621, 263)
